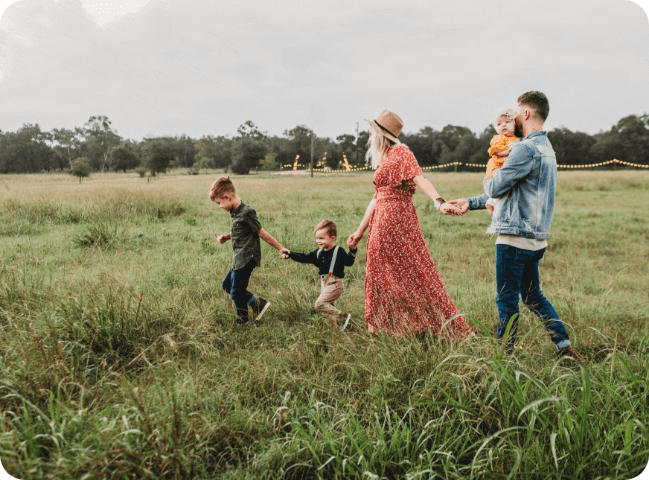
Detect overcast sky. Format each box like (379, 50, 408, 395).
(1, 0, 648, 141)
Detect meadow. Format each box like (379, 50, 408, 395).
(0, 169, 648, 479)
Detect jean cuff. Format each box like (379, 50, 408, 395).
(247, 295, 257, 307)
(555, 340, 571, 350)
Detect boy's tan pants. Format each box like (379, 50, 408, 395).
(315, 275, 344, 322)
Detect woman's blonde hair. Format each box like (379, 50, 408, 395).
(365, 124, 395, 169)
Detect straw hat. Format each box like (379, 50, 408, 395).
(365, 110, 403, 144)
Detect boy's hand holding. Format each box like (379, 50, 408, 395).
(347, 232, 362, 249)
(486, 204, 495, 216)
(217, 233, 231, 244)
(279, 248, 290, 259)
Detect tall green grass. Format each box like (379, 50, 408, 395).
(0, 170, 648, 479)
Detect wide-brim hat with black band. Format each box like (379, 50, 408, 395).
(364, 110, 403, 144)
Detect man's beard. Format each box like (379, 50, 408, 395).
(514, 121, 524, 138)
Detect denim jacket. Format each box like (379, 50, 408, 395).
(468, 131, 557, 240)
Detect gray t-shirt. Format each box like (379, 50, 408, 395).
(230, 202, 262, 270)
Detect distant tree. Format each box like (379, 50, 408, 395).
(69, 157, 91, 182)
(589, 131, 617, 165)
(109, 141, 141, 172)
(284, 125, 314, 167)
(436, 125, 473, 152)
(51, 127, 81, 169)
(336, 134, 355, 163)
(212, 136, 233, 169)
(81, 116, 122, 171)
(314, 137, 341, 170)
(237, 120, 266, 140)
(230, 136, 267, 174)
(259, 153, 278, 171)
(0, 124, 56, 173)
(548, 127, 596, 165)
(452, 133, 483, 170)
(324, 151, 340, 170)
(142, 137, 175, 175)
(356, 131, 369, 164)
(266, 136, 291, 167)
(436, 125, 475, 166)
(194, 137, 217, 170)
(401, 126, 440, 166)
(611, 114, 649, 165)
(165, 135, 198, 168)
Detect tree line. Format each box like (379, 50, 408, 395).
(1, 113, 647, 176)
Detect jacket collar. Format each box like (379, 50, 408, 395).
(525, 130, 546, 140)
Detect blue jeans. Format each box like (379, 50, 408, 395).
(495, 245, 570, 351)
(222, 260, 257, 323)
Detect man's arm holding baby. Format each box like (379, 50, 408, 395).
(483, 144, 533, 199)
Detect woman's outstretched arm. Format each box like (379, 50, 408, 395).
(413, 175, 462, 216)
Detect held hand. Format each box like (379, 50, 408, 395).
(440, 202, 462, 216)
(447, 198, 469, 214)
(486, 204, 495, 216)
(217, 234, 229, 244)
(347, 231, 363, 249)
(279, 247, 290, 259)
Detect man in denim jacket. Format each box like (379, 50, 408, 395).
(450, 92, 581, 362)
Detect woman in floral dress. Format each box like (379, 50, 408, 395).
(347, 110, 474, 338)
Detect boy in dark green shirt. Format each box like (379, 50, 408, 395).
(210, 177, 287, 326)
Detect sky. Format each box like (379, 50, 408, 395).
(0, 0, 648, 142)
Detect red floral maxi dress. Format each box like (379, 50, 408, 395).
(364, 145, 473, 338)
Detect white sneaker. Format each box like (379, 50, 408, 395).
(253, 298, 271, 322)
(341, 314, 351, 331)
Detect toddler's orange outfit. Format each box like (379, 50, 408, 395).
(486, 134, 519, 178)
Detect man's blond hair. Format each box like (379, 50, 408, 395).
(314, 219, 337, 237)
(209, 176, 236, 201)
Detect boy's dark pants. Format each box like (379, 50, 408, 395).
(222, 259, 257, 323)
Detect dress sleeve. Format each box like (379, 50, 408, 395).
(383, 146, 423, 188)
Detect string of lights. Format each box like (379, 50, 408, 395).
(280, 158, 648, 172)
(557, 159, 649, 169)
(421, 162, 461, 171)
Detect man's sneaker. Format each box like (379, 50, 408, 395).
(251, 297, 271, 322)
(341, 314, 351, 331)
(557, 346, 583, 364)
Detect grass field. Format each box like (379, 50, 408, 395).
(0, 170, 648, 479)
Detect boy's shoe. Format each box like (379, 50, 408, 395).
(557, 346, 583, 364)
(235, 316, 250, 327)
(251, 297, 271, 322)
(341, 314, 351, 331)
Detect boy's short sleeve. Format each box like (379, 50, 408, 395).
(245, 208, 262, 234)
